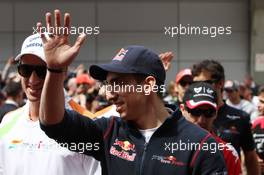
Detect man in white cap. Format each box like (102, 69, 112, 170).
(0, 33, 101, 175)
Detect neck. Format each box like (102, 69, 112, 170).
(230, 97, 241, 105)
(133, 97, 170, 130)
(29, 101, 40, 121)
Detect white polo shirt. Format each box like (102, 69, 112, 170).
(0, 102, 101, 175)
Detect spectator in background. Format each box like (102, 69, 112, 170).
(174, 68, 193, 108)
(257, 86, 264, 117)
(0, 81, 23, 123)
(180, 82, 242, 175)
(1, 57, 17, 89)
(66, 77, 77, 97)
(224, 80, 258, 121)
(162, 80, 177, 108)
(192, 59, 260, 175)
(244, 74, 259, 96)
(239, 83, 259, 108)
(75, 64, 87, 77)
(72, 73, 95, 109)
(252, 85, 264, 174)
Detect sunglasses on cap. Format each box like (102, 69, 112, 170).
(224, 88, 235, 93)
(17, 64, 47, 79)
(179, 79, 193, 87)
(193, 79, 217, 85)
(186, 107, 216, 118)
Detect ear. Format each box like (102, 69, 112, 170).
(215, 79, 224, 89)
(144, 76, 156, 94)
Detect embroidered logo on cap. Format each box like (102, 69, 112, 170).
(113, 48, 128, 61)
(194, 87, 202, 93)
(206, 88, 214, 94)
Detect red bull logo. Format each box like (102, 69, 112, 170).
(110, 139, 136, 161)
(114, 139, 135, 151)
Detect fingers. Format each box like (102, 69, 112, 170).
(64, 13, 70, 36)
(37, 22, 47, 43)
(45, 12, 53, 35)
(54, 9, 61, 35)
(73, 33, 86, 51)
(160, 51, 174, 61)
(166, 52, 174, 61)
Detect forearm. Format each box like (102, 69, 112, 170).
(40, 110, 105, 159)
(245, 151, 261, 175)
(40, 71, 65, 125)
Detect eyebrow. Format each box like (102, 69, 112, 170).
(259, 99, 264, 103)
(107, 76, 121, 84)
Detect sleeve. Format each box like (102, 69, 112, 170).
(240, 113, 255, 152)
(40, 109, 108, 161)
(224, 144, 242, 175)
(191, 137, 228, 175)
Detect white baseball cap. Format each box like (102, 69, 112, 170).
(15, 33, 46, 63)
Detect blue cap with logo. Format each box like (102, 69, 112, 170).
(89, 45, 166, 84)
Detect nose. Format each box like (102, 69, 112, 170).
(184, 84, 190, 89)
(28, 71, 41, 84)
(196, 115, 206, 125)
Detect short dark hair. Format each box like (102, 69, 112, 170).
(4, 81, 22, 97)
(192, 59, 225, 83)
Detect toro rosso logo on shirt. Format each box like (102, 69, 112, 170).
(110, 139, 136, 161)
(151, 155, 185, 166)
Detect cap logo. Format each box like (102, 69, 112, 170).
(206, 88, 214, 94)
(113, 48, 128, 61)
(29, 36, 40, 42)
(193, 86, 215, 99)
(25, 43, 42, 49)
(194, 87, 202, 93)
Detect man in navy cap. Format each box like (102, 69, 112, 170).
(39, 10, 227, 175)
(180, 82, 242, 175)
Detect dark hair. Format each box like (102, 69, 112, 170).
(258, 85, 264, 95)
(0, 91, 6, 100)
(192, 59, 225, 83)
(4, 81, 22, 97)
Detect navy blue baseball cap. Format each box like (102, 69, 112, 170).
(89, 45, 166, 84)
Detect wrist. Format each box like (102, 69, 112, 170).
(47, 67, 67, 73)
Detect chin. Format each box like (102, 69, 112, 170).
(27, 95, 41, 102)
(119, 112, 127, 119)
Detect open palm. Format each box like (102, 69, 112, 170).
(37, 10, 86, 69)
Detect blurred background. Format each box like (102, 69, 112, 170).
(0, 0, 263, 84)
